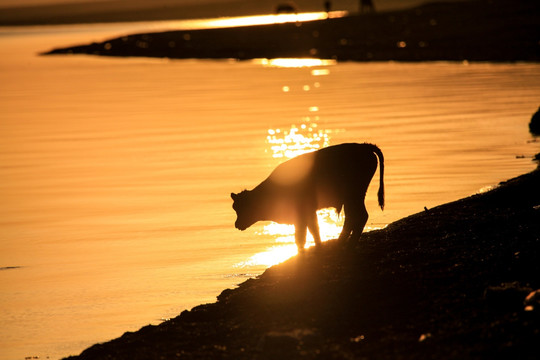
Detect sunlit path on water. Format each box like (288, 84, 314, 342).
(254, 58, 337, 68)
(236, 58, 381, 268)
(236, 209, 344, 267)
(237, 210, 387, 267)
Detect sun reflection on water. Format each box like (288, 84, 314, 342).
(267, 124, 330, 159)
(266, 90, 333, 159)
(235, 60, 346, 269)
(255, 58, 337, 68)
(237, 208, 344, 267)
(261, 117, 338, 256)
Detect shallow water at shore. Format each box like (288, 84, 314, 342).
(0, 25, 539, 360)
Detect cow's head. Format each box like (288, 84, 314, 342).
(231, 190, 258, 231)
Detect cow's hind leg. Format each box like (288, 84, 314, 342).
(338, 206, 354, 243)
(307, 213, 322, 247)
(349, 202, 369, 243)
(341, 202, 369, 244)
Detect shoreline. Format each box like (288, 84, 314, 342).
(65, 156, 540, 359)
(42, 0, 540, 63)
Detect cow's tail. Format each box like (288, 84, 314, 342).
(369, 144, 385, 210)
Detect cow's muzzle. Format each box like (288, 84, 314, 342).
(235, 220, 247, 231)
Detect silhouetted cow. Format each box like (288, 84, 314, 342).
(231, 143, 384, 251)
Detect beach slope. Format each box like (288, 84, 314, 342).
(65, 157, 540, 359)
(44, 0, 540, 62)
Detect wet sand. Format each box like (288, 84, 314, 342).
(43, 0, 540, 62)
(63, 154, 540, 359)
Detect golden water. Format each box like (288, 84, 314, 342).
(0, 25, 539, 360)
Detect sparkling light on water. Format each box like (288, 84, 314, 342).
(238, 208, 345, 267)
(255, 58, 337, 68)
(237, 60, 342, 267)
(266, 125, 330, 159)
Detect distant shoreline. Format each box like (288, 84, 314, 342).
(0, 0, 258, 26)
(42, 0, 540, 63)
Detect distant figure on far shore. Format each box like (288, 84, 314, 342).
(360, 0, 375, 13)
(324, 1, 332, 13)
(275, 2, 298, 14)
(530, 107, 540, 135)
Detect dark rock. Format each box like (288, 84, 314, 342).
(530, 107, 540, 135)
(484, 282, 533, 310)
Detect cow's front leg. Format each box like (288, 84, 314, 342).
(294, 223, 307, 252)
(349, 203, 369, 243)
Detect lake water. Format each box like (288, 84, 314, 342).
(0, 21, 539, 360)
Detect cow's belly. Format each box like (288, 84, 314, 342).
(315, 186, 344, 210)
(314, 177, 371, 210)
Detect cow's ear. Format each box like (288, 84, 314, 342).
(231, 192, 238, 201)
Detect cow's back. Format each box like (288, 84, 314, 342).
(267, 143, 379, 209)
(312, 143, 378, 208)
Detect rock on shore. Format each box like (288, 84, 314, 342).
(44, 0, 540, 62)
(64, 156, 540, 359)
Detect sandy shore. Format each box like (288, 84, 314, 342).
(43, 0, 540, 62)
(63, 153, 540, 359)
